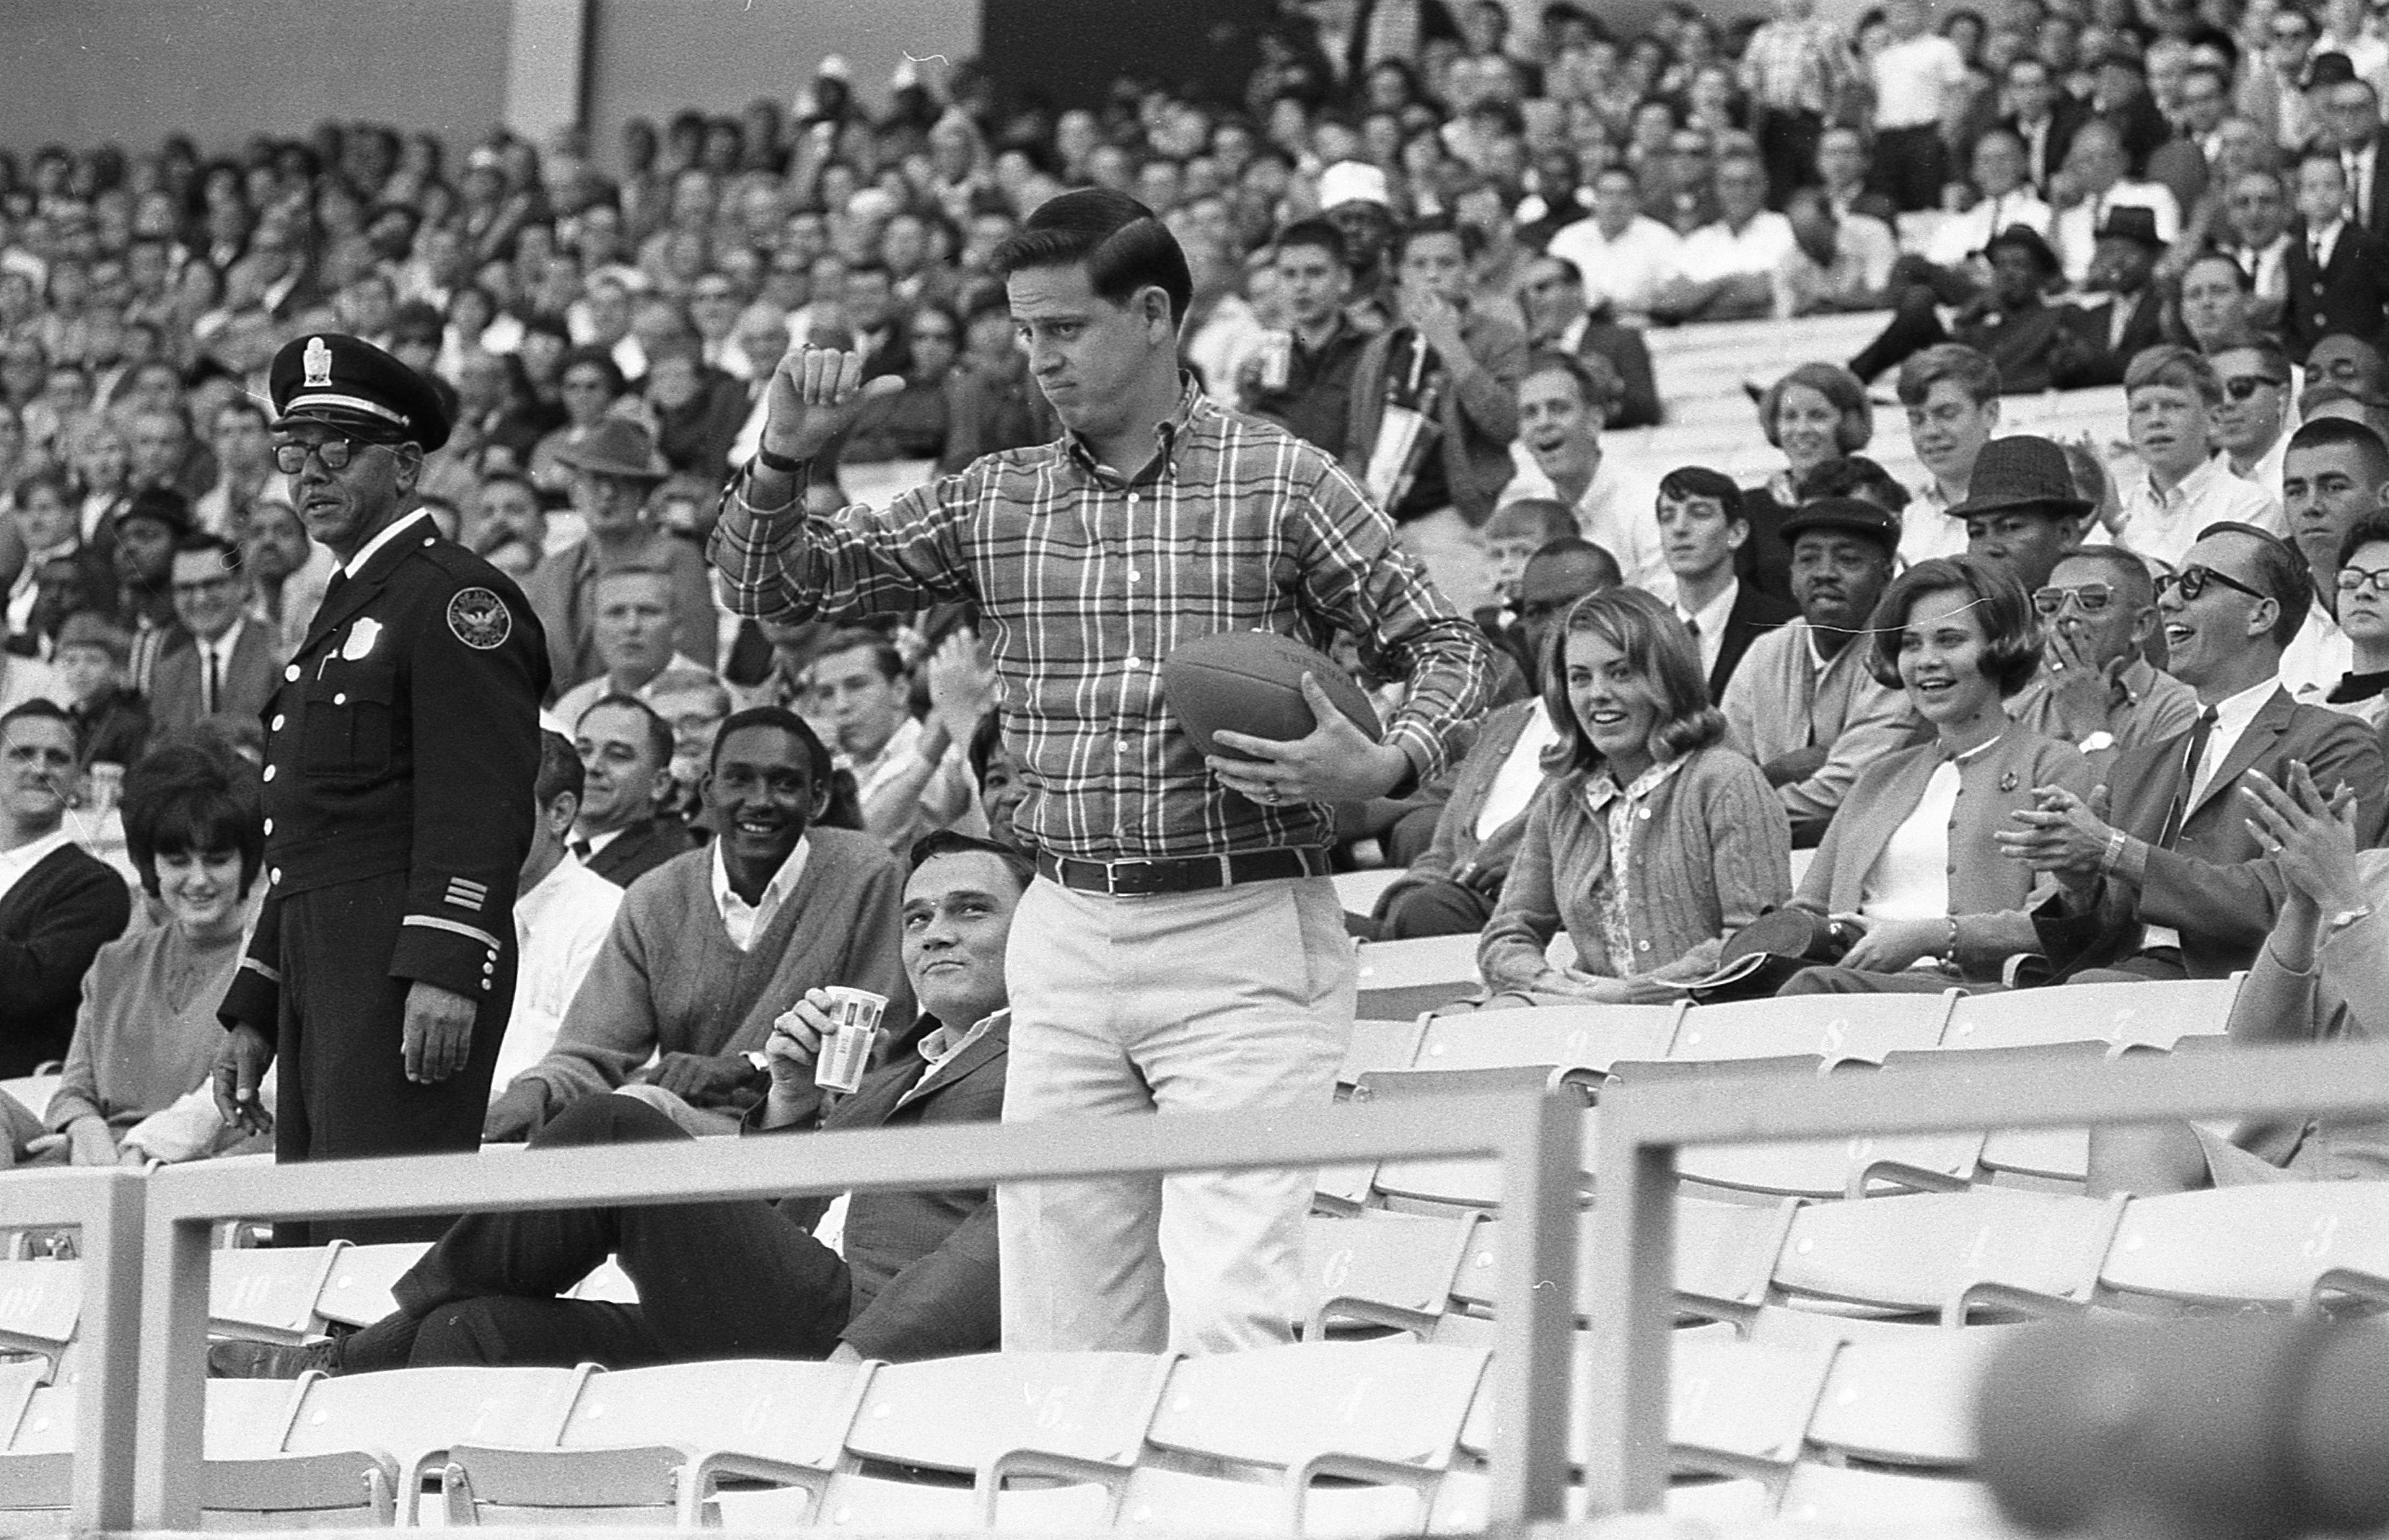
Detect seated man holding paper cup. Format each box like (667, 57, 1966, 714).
(481, 706, 913, 1141)
(244, 831, 1025, 1374)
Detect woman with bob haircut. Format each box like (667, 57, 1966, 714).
(1780, 555, 2092, 993)
(1478, 587, 1791, 999)
(0, 741, 264, 1166)
(1740, 362, 1875, 602)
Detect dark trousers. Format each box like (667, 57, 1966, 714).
(1847, 283, 1950, 383)
(1753, 107, 1824, 208)
(276, 876, 514, 1244)
(1868, 124, 1950, 214)
(357, 1096, 852, 1370)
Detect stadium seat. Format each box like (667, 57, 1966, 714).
(1351, 935, 1483, 1020)
(0, 1263, 79, 1375)
(1355, 1071, 1597, 1215)
(2098, 1183, 2389, 1312)
(1450, 1200, 1799, 1329)
(442, 1358, 870, 1525)
(1411, 1001, 1683, 1076)
(1770, 1461, 2003, 1525)
(1302, 1213, 1480, 1337)
(1939, 977, 2242, 1051)
(1334, 1018, 1425, 1097)
(1329, 868, 1406, 917)
(1880, 1042, 2114, 1189)
(211, 1245, 343, 1346)
(1766, 1189, 2124, 1321)
(280, 1365, 587, 1521)
(1797, 1328, 2007, 1469)
(313, 1243, 432, 1330)
(1670, 992, 1955, 1065)
(1678, 1123, 1988, 1203)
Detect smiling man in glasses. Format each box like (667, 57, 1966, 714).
(213, 333, 550, 1243)
(2007, 546, 2200, 770)
(1999, 521, 2389, 982)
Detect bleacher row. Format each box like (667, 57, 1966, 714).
(1626, 310, 2131, 488)
(4, 973, 2383, 1534)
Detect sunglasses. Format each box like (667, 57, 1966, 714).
(273, 436, 393, 473)
(2155, 564, 2267, 604)
(2032, 581, 2120, 615)
(2222, 374, 2288, 400)
(2337, 566, 2389, 597)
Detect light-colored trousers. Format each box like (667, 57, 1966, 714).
(997, 874, 1354, 1355)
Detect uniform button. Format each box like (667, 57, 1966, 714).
(284, 665, 300, 682)
(1637, 941, 1651, 951)
(480, 980, 492, 992)
(333, 692, 346, 705)
(1126, 656, 1141, 669)
(263, 765, 276, 782)
(1638, 807, 1652, 820)
(271, 715, 285, 731)
(269, 867, 282, 886)
(482, 960, 495, 975)
(1128, 570, 1141, 584)
(263, 819, 273, 836)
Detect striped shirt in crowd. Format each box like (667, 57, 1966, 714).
(711, 379, 1495, 863)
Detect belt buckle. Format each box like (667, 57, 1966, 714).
(1106, 861, 1167, 897)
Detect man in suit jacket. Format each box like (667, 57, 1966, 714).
(325, 834, 1024, 1371)
(2319, 76, 2389, 242)
(568, 695, 696, 889)
(148, 534, 282, 739)
(1999, 524, 2389, 980)
(1515, 254, 1662, 431)
(0, 703, 131, 1075)
(2002, 56, 2092, 194)
(2057, 207, 2170, 387)
(2283, 151, 2389, 362)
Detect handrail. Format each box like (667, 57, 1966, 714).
(0, 1167, 145, 1531)
(1581, 1039, 2389, 1514)
(133, 1089, 1583, 1531)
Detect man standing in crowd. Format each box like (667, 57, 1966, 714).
(215, 335, 548, 1244)
(1244, 219, 1369, 452)
(713, 189, 1492, 1356)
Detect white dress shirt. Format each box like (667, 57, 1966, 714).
(1924, 190, 2056, 268)
(1476, 703, 1561, 840)
(1543, 215, 1684, 319)
(2052, 181, 2183, 284)
(1870, 32, 1968, 128)
(493, 854, 626, 1095)
(711, 835, 812, 952)
(1675, 211, 1798, 285)
(2281, 602, 2357, 713)
(1899, 480, 1972, 569)
(2112, 453, 2285, 570)
(1677, 580, 1738, 682)
(1502, 446, 1672, 602)
(0, 828, 76, 907)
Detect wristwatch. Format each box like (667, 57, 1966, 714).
(2326, 905, 2375, 938)
(2077, 731, 2116, 754)
(754, 444, 807, 475)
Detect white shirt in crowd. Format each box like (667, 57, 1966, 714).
(713, 835, 811, 952)
(1924, 189, 2055, 268)
(0, 654, 68, 719)
(2279, 601, 2357, 714)
(1475, 701, 1562, 841)
(1674, 211, 1798, 285)
(1869, 32, 1969, 129)
(2051, 182, 2183, 285)
(490, 853, 626, 1094)
(1542, 214, 1683, 320)
(1678, 579, 1738, 682)
(192, 619, 247, 716)
(1500, 445, 1673, 602)
(1862, 736, 1999, 925)
(0, 828, 76, 907)
(2139, 674, 2280, 953)
(1899, 482, 1972, 570)
(2111, 453, 2284, 571)
(551, 654, 711, 736)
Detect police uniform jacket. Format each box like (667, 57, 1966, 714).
(221, 509, 550, 1025)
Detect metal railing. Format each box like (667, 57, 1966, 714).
(1579, 1039, 2389, 1512)
(131, 1090, 1582, 1531)
(0, 1168, 144, 1530)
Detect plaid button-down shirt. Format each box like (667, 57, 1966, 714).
(711, 381, 1495, 863)
(1737, 17, 1848, 117)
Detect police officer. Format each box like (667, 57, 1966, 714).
(215, 334, 549, 1242)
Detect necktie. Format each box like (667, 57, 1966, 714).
(2155, 705, 2219, 849)
(203, 646, 222, 717)
(2347, 154, 2364, 226)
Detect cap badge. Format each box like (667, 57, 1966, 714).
(302, 337, 333, 388)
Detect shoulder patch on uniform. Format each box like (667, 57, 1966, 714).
(447, 587, 512, 650)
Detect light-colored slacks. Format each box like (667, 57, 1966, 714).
(997, 873, 1354, 1355)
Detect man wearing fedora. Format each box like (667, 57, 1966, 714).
(524, 418, 719, 703)
(1959, 435, 2201, 762)
(1849, 224, 2087, 393)
(2053, 205, 2170, 388)
(214, 335, 549, 1241)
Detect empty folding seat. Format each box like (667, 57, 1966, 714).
(2098, 1183, 2389, 1311)
(1351, 935, 1483, 1020)
(312, 1243, 431, 1331)
(1669, 993, 1953, 1065)
(0, 1264, 78, 1376)
(1301, 1213, 1480, 1337)
(1768, 1189, 2123, 1321)
(1451, 1200, 1798, 1329)
(211, 1245, 343, 1345)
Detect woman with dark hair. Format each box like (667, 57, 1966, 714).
(1478, 587, 1790, 998)
(1780, 555, 2092, 993)
(840, 303, 961, 467)
(529, 346, 631, 497)
(1740, 362, 1875, 602)
(1, 742, 263, 1165)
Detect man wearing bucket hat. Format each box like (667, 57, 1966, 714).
(523, 417, 718, 700)
(214, 333, 549, 1243)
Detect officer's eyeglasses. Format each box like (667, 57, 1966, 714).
(273, 437, 389, 474)
(2033, 582, 2120, 615)
(2337, 566, 2389, 598)
(2156, 564, 2268, 604)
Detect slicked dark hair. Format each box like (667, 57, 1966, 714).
(908, 828, 1035, 892)
(992, 188, 1193, 328)
(533, 729, 584, 809)
(711, 703, 833, 788)
(1658, 465, 1745, 525)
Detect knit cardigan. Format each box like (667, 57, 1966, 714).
(516, 828, 914, 1114)
(46, 922, 242, 1131)
(1478, 743, 1792, 991)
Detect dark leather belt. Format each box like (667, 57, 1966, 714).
(1035, 848, 1330, 897)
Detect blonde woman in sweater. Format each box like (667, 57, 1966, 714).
(1780, 555, 2092, 994)
(1478, 587, 1792, 1000)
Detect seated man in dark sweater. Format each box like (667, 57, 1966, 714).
(0, 700, 131, 1075)
(260, 832, 1022, 1372)
(483, 706, 913, 1140)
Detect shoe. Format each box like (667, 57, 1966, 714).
(206, 1335, 341, 1379)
